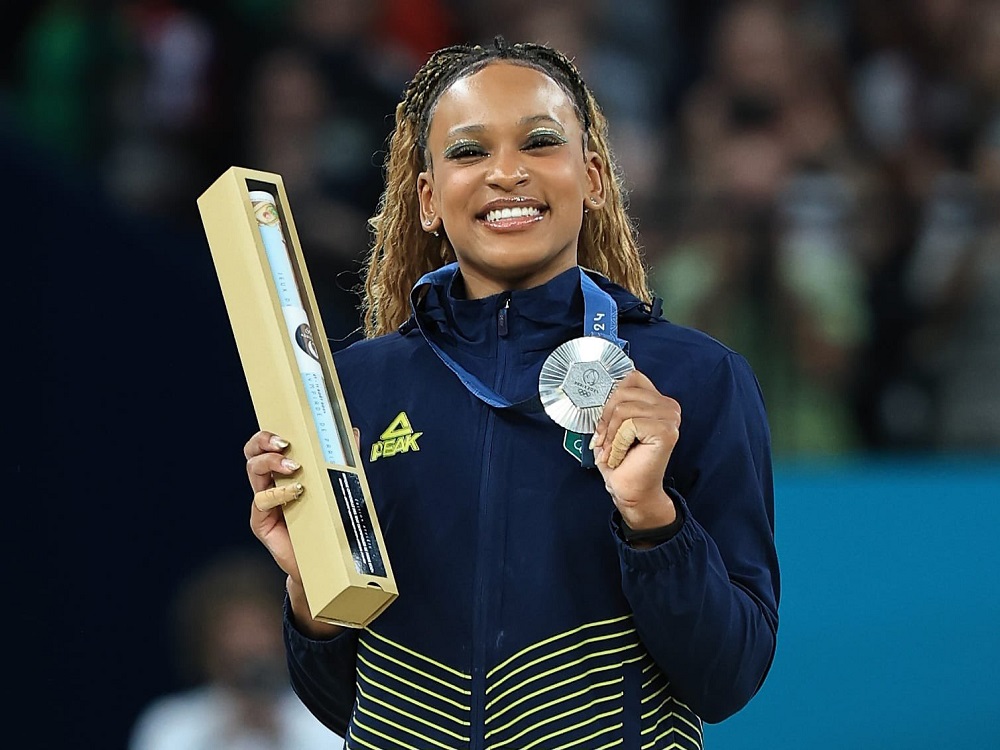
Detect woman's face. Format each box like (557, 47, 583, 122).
(418, 62, 605, 298)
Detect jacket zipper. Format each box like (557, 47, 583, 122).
(471, 293, 511, 749)
(497, 296, 510, 337)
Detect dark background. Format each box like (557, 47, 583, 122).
(15, 126, 261, 747)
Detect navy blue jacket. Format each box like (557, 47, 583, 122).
(285, 266, 780, 749)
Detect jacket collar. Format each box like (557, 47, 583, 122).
(410, 264, 645, 357)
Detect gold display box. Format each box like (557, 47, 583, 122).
(198, 166, 396, 628)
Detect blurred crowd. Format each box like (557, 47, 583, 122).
(6, 0, 1000, 456)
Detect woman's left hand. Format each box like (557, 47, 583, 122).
(591, 370, 681, 530)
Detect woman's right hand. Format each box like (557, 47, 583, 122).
(244, 430, 344, 639)
(245, 430, 303, 583)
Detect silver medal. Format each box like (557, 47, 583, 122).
(539, 337, 634, 433)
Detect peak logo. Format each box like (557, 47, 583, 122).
(370, 412, 423, 462)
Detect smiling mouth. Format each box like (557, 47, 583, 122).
(485, 205, 541, 222)
(479, 205, 547, 229)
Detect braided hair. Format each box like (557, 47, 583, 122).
(362, 36, 650, 338)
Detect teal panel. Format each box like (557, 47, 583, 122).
(705, 459, 1000, 749)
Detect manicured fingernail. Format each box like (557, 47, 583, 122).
(589, 433, 598, 449)
(270, 435, 289, 449)
(281, 458, 299, 471)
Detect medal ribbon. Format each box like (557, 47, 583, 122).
(410, 263, 626, 410)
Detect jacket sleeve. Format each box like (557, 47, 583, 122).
(616, 351, 780, 723)
(282, 595, 359, 735)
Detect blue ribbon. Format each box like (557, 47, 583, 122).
(410, 264, 626, 410)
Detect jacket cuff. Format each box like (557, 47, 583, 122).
(283, 592, 353, 651)
(611, 490, 697, 572)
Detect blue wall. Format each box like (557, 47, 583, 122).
(706, 459, 1000, 749)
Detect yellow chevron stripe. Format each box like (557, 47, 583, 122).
(485, 675, 622, 738)
(642, 660, 657, 674)
(641, 681, 669, 706)
(512, 705, 623, 750)
(344, 729, 383, 750)
(639, 695, 670, 720)
(642, 708, 703, 741)
(488, 614, 633, 679)
(356, 680, 470, 742)
(641, 723, 701, 750)
(357, 651, 471, 711)
(488, 629, 637, 694)
(486, 652, 645, 717)
(351, 716, 424, 750)
(550, 720, 624, 750)
(357, 669, 470, 727)
(672, 697, 696, 716)
(642, 670, 667, 690)
(364, 629, 471, 681)
(486, 641, 641, 708)
(360, 637, 472, 695)
(353, 707, 462, 750)
(487, 692, 621, 749)
(675, 713, 704, 741)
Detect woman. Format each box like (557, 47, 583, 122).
(246, 38, 779, 749)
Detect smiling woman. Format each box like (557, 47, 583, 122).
(362, 37, 648, 338)
(244, 36, 780, 750)
(416, 62, 604, 298)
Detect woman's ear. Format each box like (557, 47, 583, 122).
(417, 170, 440, 233)
(584, 150, 606, 209)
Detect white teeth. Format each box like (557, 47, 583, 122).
(485, 206, 541, 223)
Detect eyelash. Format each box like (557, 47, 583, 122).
(444, 141, 486, 159)
(525, 131, 568, 149)
(443, 131, 568, 160)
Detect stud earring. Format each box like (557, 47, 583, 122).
(423, 219, 432, 226)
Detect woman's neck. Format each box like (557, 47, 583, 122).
(457, 259, 579, 299)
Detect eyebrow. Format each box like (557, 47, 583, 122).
(445, 114, 565, 139)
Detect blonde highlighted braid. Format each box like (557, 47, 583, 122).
(362, 37, 651, 338)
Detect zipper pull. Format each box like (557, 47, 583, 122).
(498, 296, 511, 337)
